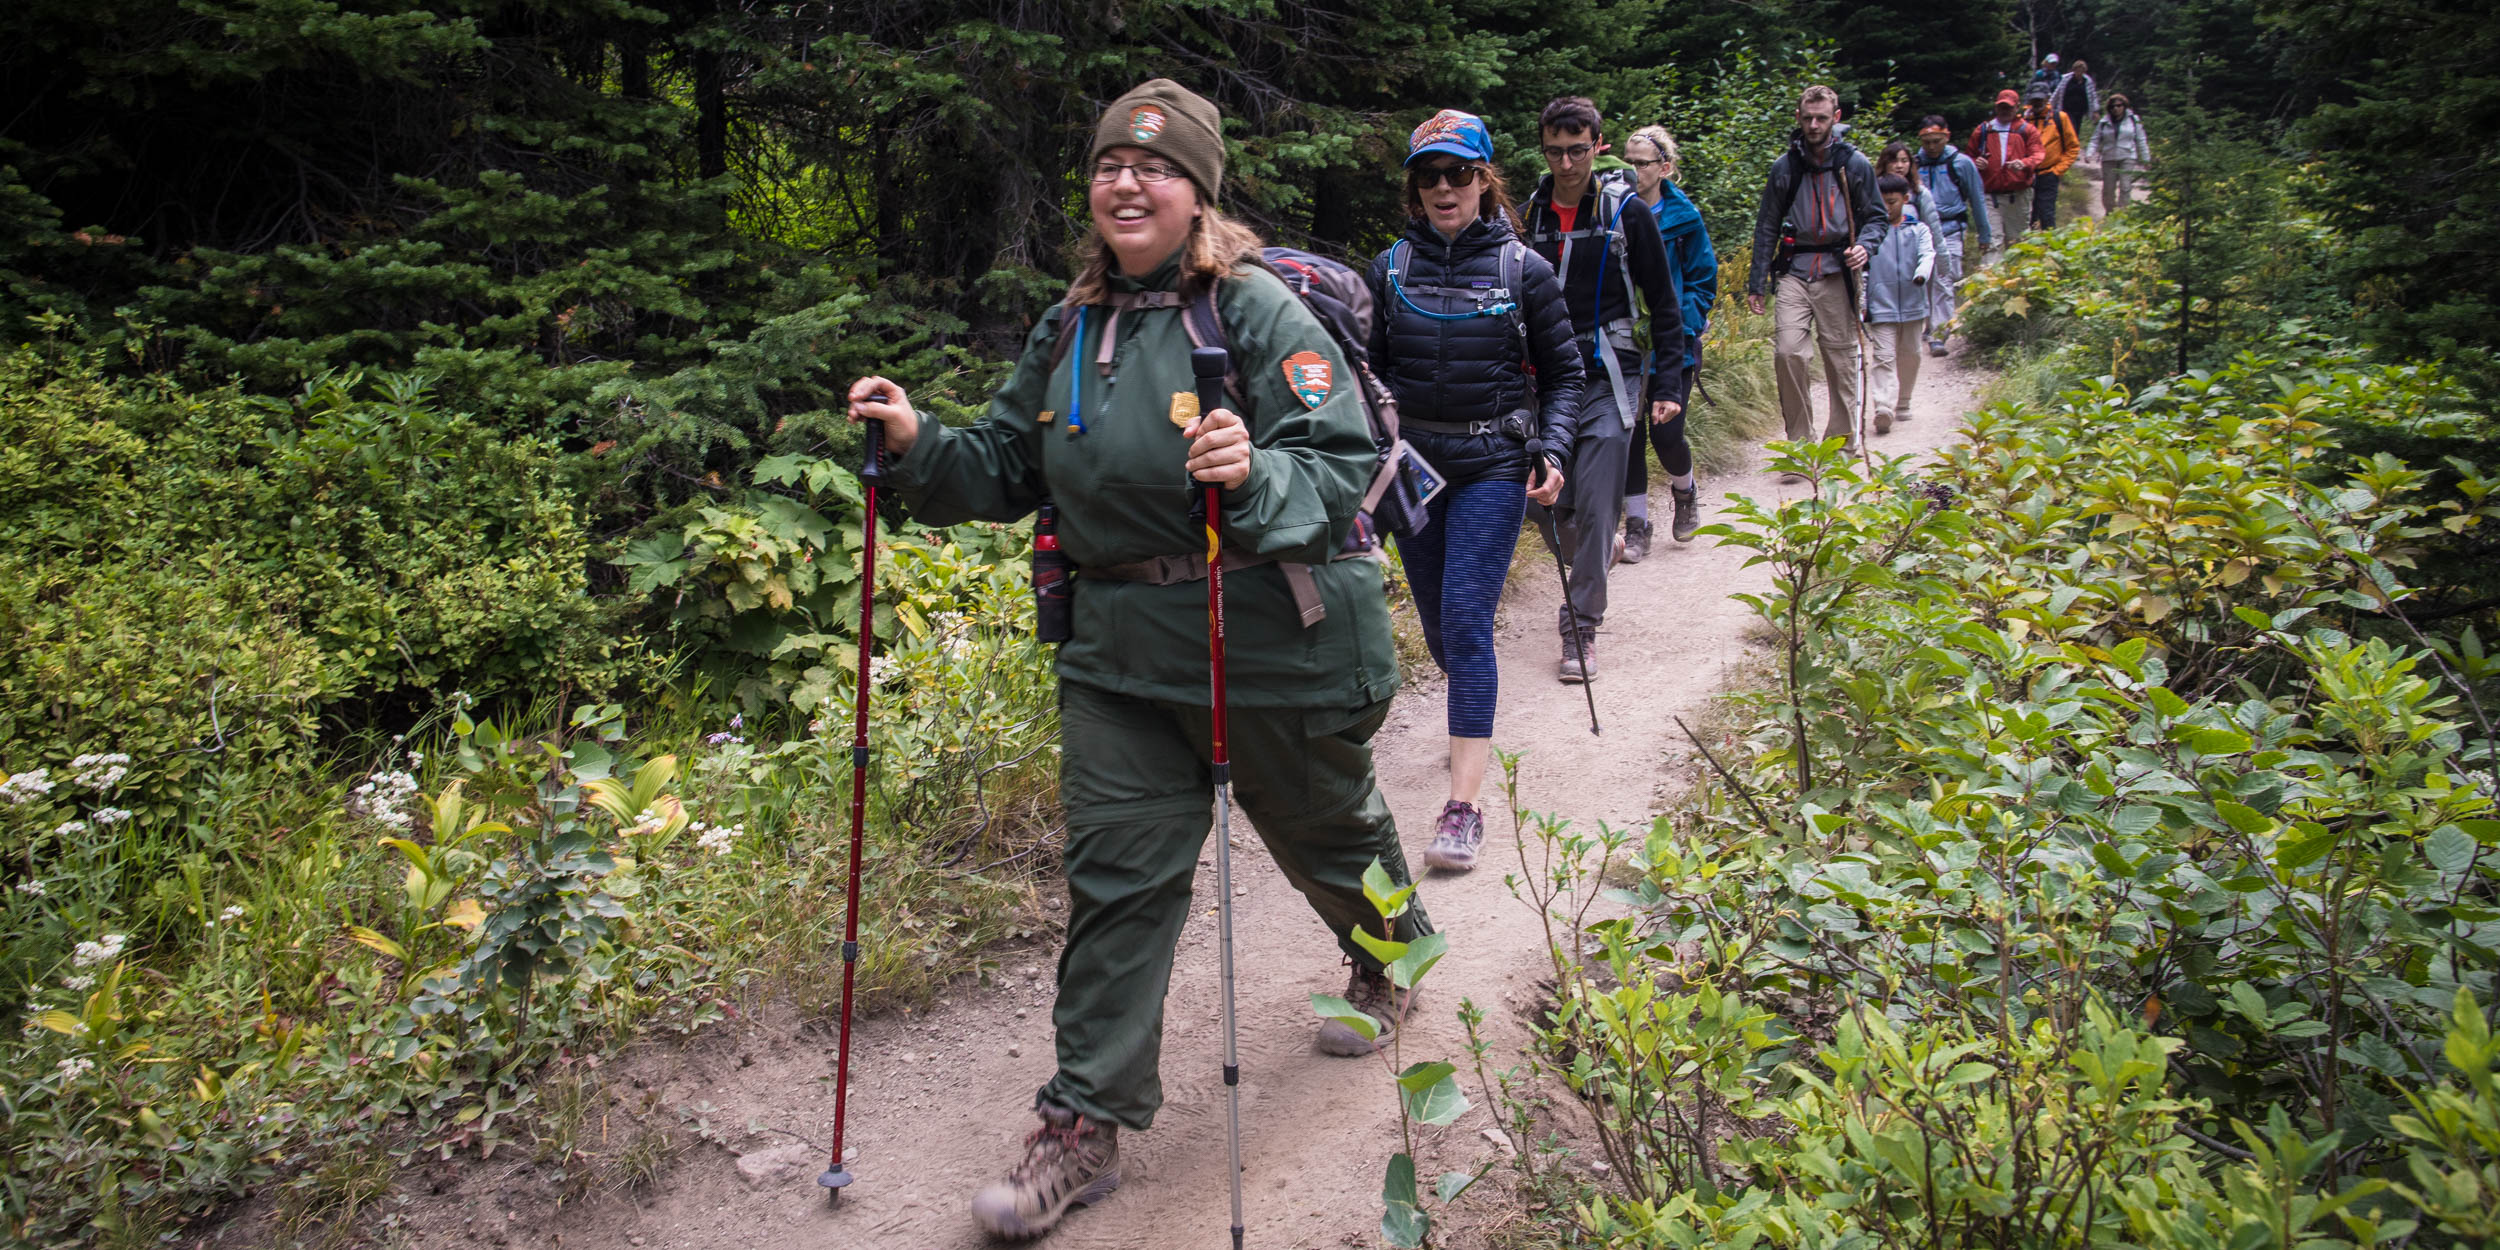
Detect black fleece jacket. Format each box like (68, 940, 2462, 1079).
(1521, 174, 1682, 410)
(1366, 215, 1586, 485)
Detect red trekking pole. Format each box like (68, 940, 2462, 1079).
(1187, 345, 1248, 1249)
(819, 417, 884, 1206)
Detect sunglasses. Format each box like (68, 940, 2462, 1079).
(1410, 164, 1482, 189)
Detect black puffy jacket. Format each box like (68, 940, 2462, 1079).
(1366, 216, 1585, 486)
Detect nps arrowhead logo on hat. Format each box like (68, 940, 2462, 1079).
(1281, 351, 1334, 409)
(1129, 105, 1167, 143)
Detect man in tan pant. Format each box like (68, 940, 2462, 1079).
(1747, 85, 1884, 475)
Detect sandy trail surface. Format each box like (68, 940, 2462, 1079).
(352, 350, 1991, 1250)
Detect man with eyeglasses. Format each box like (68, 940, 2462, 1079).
(1744, 84, 1884, 471)
(1522, 95, 1680, 685)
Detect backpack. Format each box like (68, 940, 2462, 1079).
(1525, 173, 1644, 419)
(1044, 247, 1435, 552)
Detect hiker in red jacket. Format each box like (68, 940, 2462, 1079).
(1968, 89, 2042, 268)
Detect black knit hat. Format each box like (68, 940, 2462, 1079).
(1091, 79, 1225, 203)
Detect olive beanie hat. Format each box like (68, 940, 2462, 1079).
(1091, 79, 1224, 203)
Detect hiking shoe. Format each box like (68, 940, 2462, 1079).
(1621, 516, 1653, 564)
(1670, 484, 1701, 543)
(1317, 963, 1417, 1057)
(1875, 410, 1894, 435)
(1557, 627, 1598, 684)
(1896, 406, 1914, 424)
(1421, 800, 1485, 872)
(970, 1102, 1121, 1239)
(1927, 337, 1948, 357)
(1778, 471, 1805, 485)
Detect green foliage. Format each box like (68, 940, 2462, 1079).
(0, 335, 622, 812)
(1517, 342, 2500, 1246)
(1311, 858, 1486, 1248)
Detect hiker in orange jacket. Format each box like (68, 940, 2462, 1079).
(1969, 89, 2043, 266)
(2024, 85, 2082, 229)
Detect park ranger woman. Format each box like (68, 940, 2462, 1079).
(846, 79, 1431, 1240)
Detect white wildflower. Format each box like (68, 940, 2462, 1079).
(53, 820, 88, 837)
(868, 656, 897, 686)
(70, 753, 132, 791)
(14, 880, 46, 897)
(71, 933, 127, 968)
(55, 1057, 93, 1081)
(406, 751, 424, 767)
(1, 769, 55, 805)
(692, 821, 745, 856)
(219, 905, 246, 924)
(90, 807, 134, 827)
(62, 974, 93, 992)
(345, 768, 420, 829)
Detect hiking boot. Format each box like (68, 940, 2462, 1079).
(1875, 410, 1894, 435)
(1421, 800, 1485, 872)
(1621, 516, 1653, 564)
(1557, 627, 1598, 684)
(1317, 963, 1417, 1057)
(1670, 483, 1701, 543)
(970, 1102, 1121, 1240)
(1927, 337, 1948, 358)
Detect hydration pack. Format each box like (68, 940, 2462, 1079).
(1045, 247, 1436, 551)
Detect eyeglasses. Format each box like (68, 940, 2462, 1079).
(1627, 157, 1665, 170)
(1540, 142, 1595, 162)
(1409, 164, 1481, 189)
(1091, 159, 1184, 184)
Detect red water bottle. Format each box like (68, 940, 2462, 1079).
(1032, 501, 1073, 643)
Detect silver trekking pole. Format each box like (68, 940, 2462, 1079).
(1187, 345, 1248, 1250)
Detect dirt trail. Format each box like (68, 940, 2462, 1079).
(374, 352, 1990, 1250)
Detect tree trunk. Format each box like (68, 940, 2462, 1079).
(695, 49, 726, 180)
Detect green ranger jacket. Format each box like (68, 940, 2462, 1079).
(891, 252, 1401, 710)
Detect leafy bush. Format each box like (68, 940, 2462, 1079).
(0, 334, 626, 814)
(1509, 347, 2500, 1246)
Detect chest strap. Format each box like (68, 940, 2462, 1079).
(1083, 551, 1331, 629)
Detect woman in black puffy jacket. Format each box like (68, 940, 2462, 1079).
(1368, 109, 1586, 872)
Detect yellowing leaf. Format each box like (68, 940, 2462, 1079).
(2218, 559, 2253, 587)
(2137, 594, 2173, 624)
(345, 925, 408, 964)
(443, 898, 486, 931)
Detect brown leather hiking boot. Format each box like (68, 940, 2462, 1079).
(1317, 962, 1418, 1056)
(970, 1102, 1120, 1239)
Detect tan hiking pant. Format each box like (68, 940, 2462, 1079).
(1867, 319, 1925, 424)
(1773, 271, 1861, 449)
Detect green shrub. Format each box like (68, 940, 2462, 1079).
(1512, 346, 2500, 1247)
(0, 335, 628, 809)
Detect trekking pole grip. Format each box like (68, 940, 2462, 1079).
(1191, 347, 1230, 489)
(861, 412, 886, 485)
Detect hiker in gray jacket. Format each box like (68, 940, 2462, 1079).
(2085, 94, 2151, 216)
(1745, 84, 1885, 467)
(1862, 174, 1936, 436)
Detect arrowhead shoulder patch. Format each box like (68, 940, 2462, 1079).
(1281, 351, 1333, 409)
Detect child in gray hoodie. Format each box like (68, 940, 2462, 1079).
(1865, 173, 1937, 434)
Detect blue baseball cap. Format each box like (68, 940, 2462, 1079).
(1406, 110, 1496, 166)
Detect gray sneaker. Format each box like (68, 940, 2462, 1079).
(1670, 483, 1701, 543)
(1621, 516, 1653, 564)
(1422, 800, 1485, 872)
(1316, 963, 1416, 1057)
(1558, 627, 1598, 684)
(970, 1102, 1121, 1240)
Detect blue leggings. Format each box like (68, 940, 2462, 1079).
(1393, 475, 1528, 739)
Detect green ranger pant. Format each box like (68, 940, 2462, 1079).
(1039, 679, 1433, 1132)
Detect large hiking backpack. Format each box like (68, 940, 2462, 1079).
(1526, 171, 1645, 421)
(1046, 247, 1437, 551)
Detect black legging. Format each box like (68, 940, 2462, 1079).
(1624, 333, 1701, 494)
